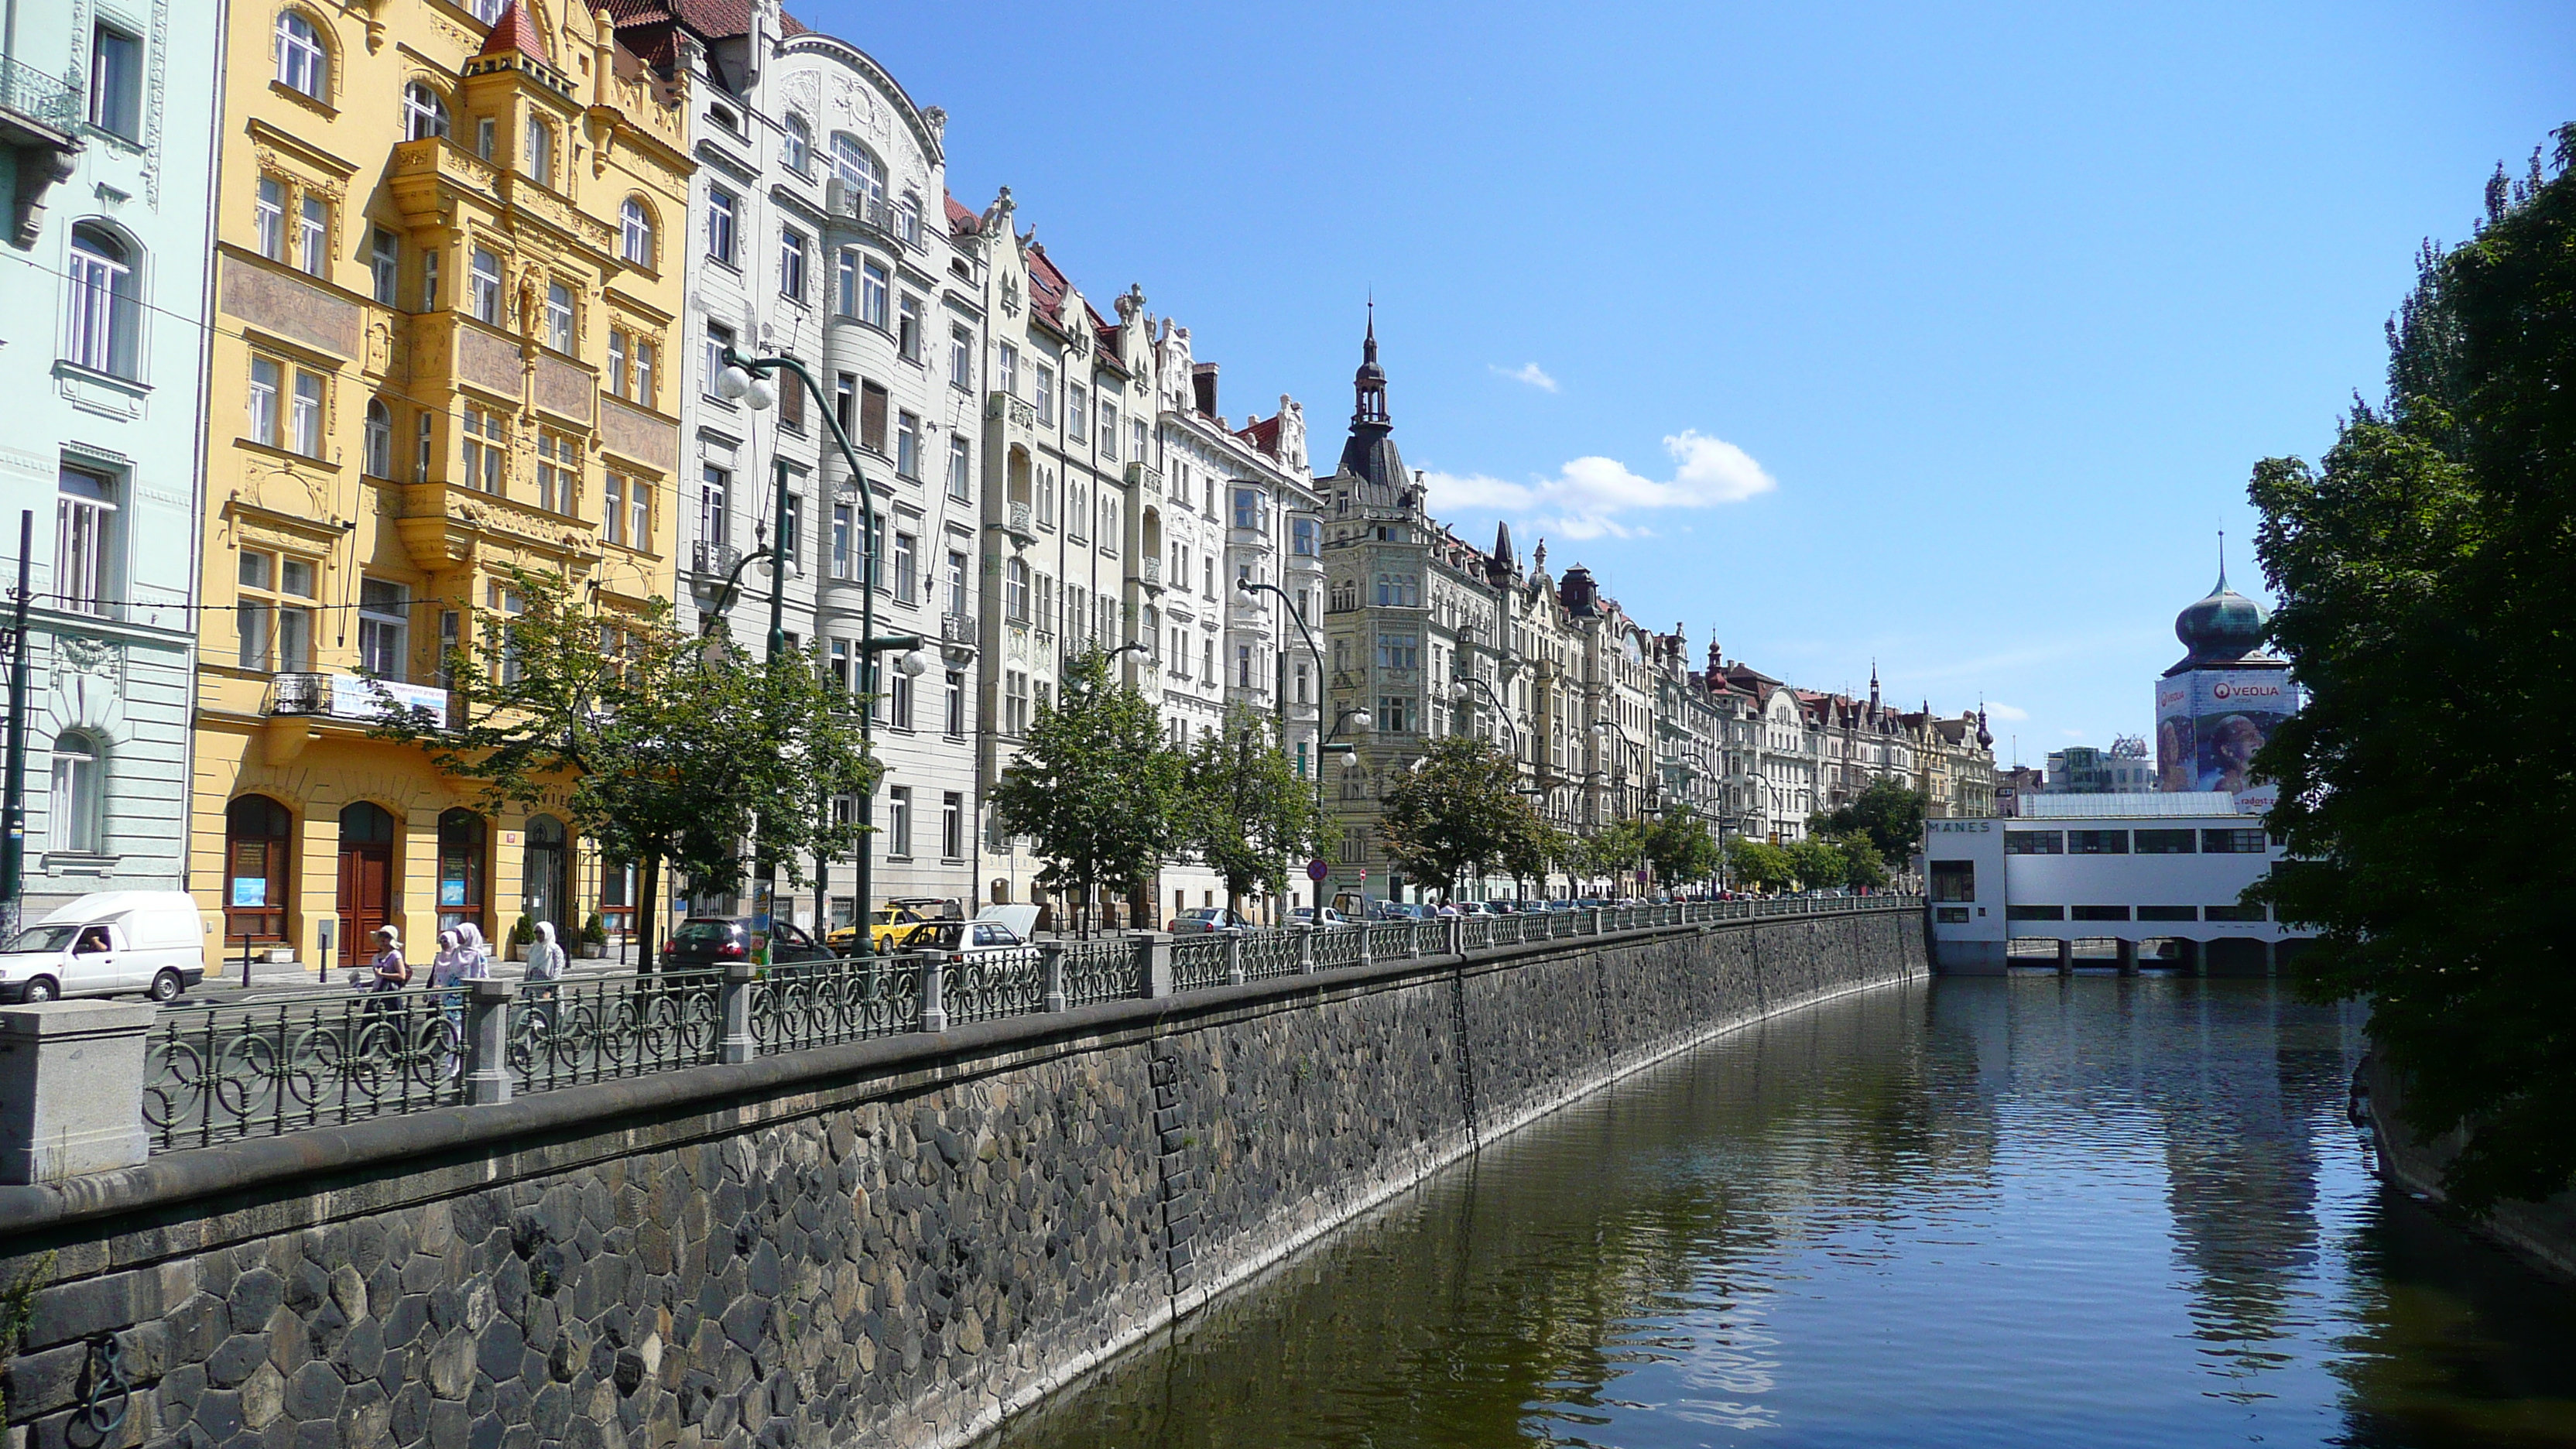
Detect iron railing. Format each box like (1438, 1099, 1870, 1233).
(1170, 935, 1231, 992)
(145, 986, 468, 1153)
(0, 56, 80, 133)
(946, 948, 1046, 1026)
(752, 957, 920, 1051)
(1241, 932, 1303, 981)
(511, 970, 724, 1093)
(1313, 927, 1362, 970)
(1059, 939, 1139, 1006)
(1365, 923, 1412, 959)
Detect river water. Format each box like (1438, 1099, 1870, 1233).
(980, 977, 2576, 1449)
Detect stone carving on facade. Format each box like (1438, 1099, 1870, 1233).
(922, 105, 947, 143)
(1276, 396, 1307, 472)
(1156, 322, 1195, 416)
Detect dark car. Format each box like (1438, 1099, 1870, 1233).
(662, 917, 838, 970)
(1166, 906, 1253, 936)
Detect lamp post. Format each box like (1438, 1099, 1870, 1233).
(1590, 714, 1639, 898)
(718, 347, 928, 951)
(1319, 704, 1371, 916)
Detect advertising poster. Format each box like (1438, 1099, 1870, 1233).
(2163, 668, 2297, 795)
(2154, 679, 2194, 792)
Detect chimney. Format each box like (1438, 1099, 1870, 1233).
(1192, 362, 1219, 418)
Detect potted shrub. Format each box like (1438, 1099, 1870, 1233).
(578, 912, 608, 960)
(507, 913, 537, 963)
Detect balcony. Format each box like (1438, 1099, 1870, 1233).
(267, 673, 452, 729)
(691, 539, 745, 577)
(1125, 461, 1160, 492)
(1, 57, 81, 248)
(987, 392, 1036, 432)
(995, 500, 1036, 549)
(1135, 556, 1165, 595)
(940, 611, 979, 653)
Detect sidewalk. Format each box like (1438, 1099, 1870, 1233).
(188, 945, 658, 1001)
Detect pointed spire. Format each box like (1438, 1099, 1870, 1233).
(2215, 529, 2228, 594)
(474, 0, 552, 62)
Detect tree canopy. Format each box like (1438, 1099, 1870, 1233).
(1378, 737, 1545, 900)
(1785, 838, 1848, 894)
(1811, 779, 1928, 864)
(989, 651, 1186, 934)
(1641, 804, 1725, 887)
(1181, 704, 1319, 916)
(1728, 838, 1793, 893)
(2245, 128, 2576, 1211)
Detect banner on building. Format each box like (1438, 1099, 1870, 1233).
(2157, 668, 2297, 796)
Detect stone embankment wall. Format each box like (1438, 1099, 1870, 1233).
(2362, 1054, 2576, 1280)
(0, 909, 1922, 1449)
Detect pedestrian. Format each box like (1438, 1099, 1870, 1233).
(427, 929, 466, 1077)
(522, 920, 566, 1031)
(362, 925, 409, 1036)
(455, 921, 490, 979)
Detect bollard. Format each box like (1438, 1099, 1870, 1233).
(1296, 925, 1317, 975)
(1225, 933, 1245, 985)
(0, 1002, 155, 1184)
(2115, 939, 2139, 977)
(1040, 944, 1067, 1012)
(920, 952, 948, 1031)
(719, 961, 757, 1064)
(463, 979, 516, 1105)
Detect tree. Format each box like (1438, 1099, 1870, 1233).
(374, 567, 876, 972)
(1838, 834, 1889, 890)
(1378, 737, 1542, 901)
(1181, 704, 1319, 920)
(1727, 838, 1793, 893)
(1812, 779, 1928, 865)
(2244, 129, 2576, 1211)
(1785, 838, 1847, 892)
(1580, 817, 1650, 895)
(989, 652, 1186, 935)
(1642, 805, 1724, 888)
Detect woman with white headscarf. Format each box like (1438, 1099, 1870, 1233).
(455, 922, 489, 981)
(522, 920, 567, 1029)
(427, 929, 466, 1076)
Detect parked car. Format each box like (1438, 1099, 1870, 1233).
(1372, 902, 1438, 923)
(663, 917, 837, 971)
(1289, 907, 1354, 930)
(908, 917, 1032, 960)
(1166, 906, 1253, 936)
(826, 897, 960, 954)
(0, 890, 207, 1004)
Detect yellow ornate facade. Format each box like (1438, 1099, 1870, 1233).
(191, 0, 689, 970)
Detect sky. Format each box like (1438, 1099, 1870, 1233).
(800, 0, 2572, 763)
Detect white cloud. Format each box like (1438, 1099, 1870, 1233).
(1983, 701, 2030, 721)
(1421, 430, 1776, 540)
(1491, 362, 1558, 393)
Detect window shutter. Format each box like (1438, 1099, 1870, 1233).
(861, 381, 889, 452)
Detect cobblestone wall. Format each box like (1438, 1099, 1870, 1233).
(0, 910, 1923, 1449)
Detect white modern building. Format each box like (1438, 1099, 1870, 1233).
(1924, 793, 2314, 975)
(0, 0, 215, 923)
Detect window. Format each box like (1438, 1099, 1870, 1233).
(2004, 830, 2064, 855)
(470, 247, 502, 324)
(896, 193, 922, 246)
(889, 669, 914, 729)
(461, 405, 505, 491)
(885, 786, 913, 857)
(254, 177, 286, 260)
(474, 117, 494, 159)
(779, 228, 807, 300)
(1202, 636, 1215, 683)
(1036, 466, 1056, 527)
(414, 413, 435, 482)
(2202, 828, 2267, 855)
(946, 437, 971, 501)
(298, 195, 329, 276)
(402, 82, 448, 142)
(782, 115, 810, 174)
(236, 549, 314, 671)
(90, 24, 142, 139)
(2133, 829, 2196, 855)
(944, 673, 965, 738)
(1132, 419, 1148, 461)
(1375, 634, 1418, 670)
(370, 228, 399, 305)
(897, 295, 921, 359)
(831, 134, 885, 209)
(1238, 645, 1254, 690)
(950, 326, 974, 389)
(1003, 671, 1029, 735)
(35, 728, 108, 862)
(778, 364, 804, 431)
(524, 118, 552, 186)
(63, 224, 137, 377)
(634, 341, 655, 406)
(942, 793, 964, 859)
(1293, 517, 1319, 557)
(2067, 830, 2129, 855)
(2071, 906, 2132, 922)
(860, 380, 888, 453)
(859, 259, 889, 327)
(2136, 905, 2198, 922)
(619, 199, 653, 265)
(896, 413, 920, 478)
(545, 281, 574, 352)
(289, 369, 324, 456)
(1341, 825, 1369, 865)
(945, 550, 968, 615)
(535, 430, 574, 513)
(1233, 488, 1262, 531)
(1377, 697, 1415, 733)
(825, 504, 853, 579)
(700, 465, 730, 550)
(419, 247, 438, 312)
(892, 531, 917, 601)
(2005, 905, 2064, 921)
(779, 492, 803, 560)
(55, 467, 115, 615)
(358, 579, 409, 678)
(1374, 573, 1420, 608)
(607, 330, 628, 398)
(605, 472, 630, 546)
(489, 581, 526, 684)
(1294, 661, 1308, 704)
(1005, 557, 1029, 624)
(703, 322, 734, 398)
(1033, 363, 1054, 424)
(706, 188, 736, 264)
(274, 11, 327, 98)
(1064, 383, 1089, 444)
(2204, 902, 2268, 922)
(997, 341, 1018, 398)
(363, 399, 392, 478)
(460, 0, 503, 19)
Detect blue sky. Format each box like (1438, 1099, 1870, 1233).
(804, 0, 2572, 763)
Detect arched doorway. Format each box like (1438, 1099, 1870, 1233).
(336, 803, 398, 970)
(437, 809, 488, 937)
(523, 814, 568, 944)
(224, 795, 293, 946)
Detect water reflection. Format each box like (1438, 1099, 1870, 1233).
(981, 978, 2576, 1449)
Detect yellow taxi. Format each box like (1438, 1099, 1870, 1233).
(824, 899, 957, 954)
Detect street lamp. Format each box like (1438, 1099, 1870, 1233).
(1590, 715, 1642, 898)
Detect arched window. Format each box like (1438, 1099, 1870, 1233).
(402, 82, 448, 141)
(436, 808, 487, 933)
(363, 398, 392, 478)
(64, 224, 138, 378)
(618, 198, 653, 265)
(47, 731, 100, 854)
(273, 11, 327, 98)
(524, 117, 553, 187)
(831, 134, 884, 211)
(782, 114, 811, 174)
(224, 794, 294, 942)
(896, 192, 921, 246)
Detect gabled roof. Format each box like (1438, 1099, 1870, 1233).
(1026, 243, 1070, 325)
(1235, 413, 1282, 458)
(596, 0, 750, 36)
(944, 192, 979, 237)
(475, 0, 554, 62)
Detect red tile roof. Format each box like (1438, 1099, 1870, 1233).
(475, 0, 553, 62)
(779, 11, 811, 36)
(1026, 243, 1070, 324)
(944, 192, 979, 237)
(1235, 414, 1282, 458)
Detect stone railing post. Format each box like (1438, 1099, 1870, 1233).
(463, 979, 516, 1105)
(1040, 944, 1067, 1012)
(1136, 932, 1174, 998)
(1358, 922, 1374, 967)
(1225, 933, 1245, 985)
(1444, 916, 1464, 957)
(920, 951, 949, 1031)
(1586, 907, 1605, 937)
(719, 961, 758, 1064)
(1296, 926, 1317, 974)
(0, 1002, 154, 1184)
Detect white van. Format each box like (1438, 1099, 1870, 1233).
(0, 891, 207, 1005)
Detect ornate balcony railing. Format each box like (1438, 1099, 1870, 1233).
(267, 673, 453, 730)
(691, 539, 743, 577)
(940, 611, 979, 646)
(0, 56, 81, 135)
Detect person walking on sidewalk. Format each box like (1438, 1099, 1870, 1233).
(523, 920, 567, 1024)
(427, 930, 468, 1077)
(361, 925, 410, 1037)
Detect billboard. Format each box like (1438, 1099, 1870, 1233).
(2157, 668, 2297, 796)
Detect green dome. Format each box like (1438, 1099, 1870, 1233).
(2175, 570, 2269, 662)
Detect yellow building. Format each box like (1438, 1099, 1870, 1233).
(192, 1, 690, 971)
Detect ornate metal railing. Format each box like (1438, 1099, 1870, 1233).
(1413, 921, 1449, 956)
(1060, 939, 1139, 1006)
(947, 948, 1046, 1026)
(752, 958, 920, 1052)
(1458, 916, 1495, 951)
(1241, 932, 1302, 981)
(144, 986, 468, 1153)
(512, 970, 724, 1093)
(1170, 935, 1231, 992)
(1313, 928, 1362, 969)
(1365, 923, 1411, 959)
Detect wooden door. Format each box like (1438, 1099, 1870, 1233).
(337, 803, 398, 969)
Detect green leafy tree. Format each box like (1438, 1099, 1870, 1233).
(1785, 838, 1847, 892)
(1585, 817, 1651, 895)
(374, 567, 876, 972)
(1812, 779, 1929, 864)
(1642, 805, 1724, 888)
(1182, 704, 1320, 920)
(1838, 834, 1889, 890)
(1379, 737, 1543, 901)
(990, 652, 1186, 936)
(1501, 813, 1557, 898)
(2245, 129, 2576, 1211)
(1727, 838, 1793, 893)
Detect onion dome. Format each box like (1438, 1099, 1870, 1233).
(2175, 566, 2268, 663)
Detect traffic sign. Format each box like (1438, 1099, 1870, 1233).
(1307, 858, 1329, 882)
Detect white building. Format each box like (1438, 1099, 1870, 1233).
(0, 0, 216, 922)
(1923, 793, 2313, 975)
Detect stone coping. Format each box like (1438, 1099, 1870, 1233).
(0, 906, 1910, 1241)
